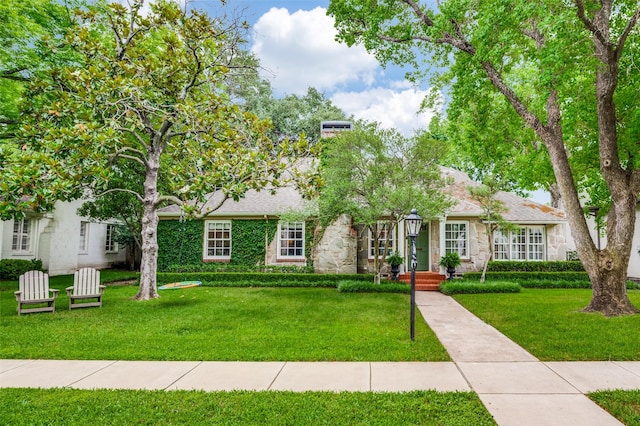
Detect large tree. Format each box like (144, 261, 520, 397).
(1, 0, 314, 300)
(328, 0, 640, 315)
(319, 121, 452, 282)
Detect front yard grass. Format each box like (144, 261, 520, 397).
(0, 388, 496, 426)
(0, 285, 449, 361)
(452, 288, 640, 360)
(589, 389, 640, 426)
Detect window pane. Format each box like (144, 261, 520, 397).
(205, 221, 232, 259)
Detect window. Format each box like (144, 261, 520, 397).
(369, 223, 395, 258)
(105, 224, 117, 252)
(79, 221, 89, 253)
(12, 218, 32, 253)
(278, 222, 305, 259)
(204, 221, 231, 260)
(493, 226, 546, 261)
(445, 221, 468, 258)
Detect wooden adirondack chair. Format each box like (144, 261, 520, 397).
(66, 267, 105, 310)
(15, 271, 59, 315)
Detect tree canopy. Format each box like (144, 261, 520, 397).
(1, 0, 315, 299)
(328, 0, 640, 315)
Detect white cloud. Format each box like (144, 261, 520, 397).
(251, 7, 378, 96)
(331, 86, 439, 136)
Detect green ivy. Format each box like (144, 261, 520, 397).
(157, 220, 204, 271)
(229, 219, 278, 266)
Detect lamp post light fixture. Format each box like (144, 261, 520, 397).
(405, 208, 422, 341)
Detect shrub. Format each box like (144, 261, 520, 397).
(486, 260, 585, 272)
(440, 281, 521, 295)
(0, 259, 44, 280)
(463, 271, 590, 282)
(164, 263, 313, 274)
(157, 272, 374, 287)
(337, 280, 410, 293)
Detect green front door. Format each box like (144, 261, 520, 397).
(415, 225, 430, 271)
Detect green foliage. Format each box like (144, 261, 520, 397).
(439, 252, 461, 268)
(164, 264, 313, 273)
(440, 281, 521, 295)
(337, 280, 410, 293)
(157, 272, 373, 287)
(0, 388, 495, 426)
(230, 219, 278, 267)
(486, 261, 585, 272)
(157, 220, 204, 271)
(463, 271, 590, 282)
(386, 251, 404, 266)
(0, 259, 43, 280)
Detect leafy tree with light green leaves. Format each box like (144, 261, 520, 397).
(328, 0, 640, 315)
(1, 0, 315, 300)
(467, 177, 515, 283)
(319, 121, 452, 282)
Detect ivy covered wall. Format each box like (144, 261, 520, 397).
(230, 219, 278, 266)
(158, 219, 294, 271)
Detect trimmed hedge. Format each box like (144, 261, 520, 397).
(463, 271, 590, 282)
(337, 280, 410, 293)
(486, 261, 585, 272)
(0, 259, 44, 280)
(164, 264, 313, 274)
(157, 272, 374, 288)
(440, 281, 521, 295)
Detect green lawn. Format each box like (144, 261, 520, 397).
(0, 388, 496, 426)
(452, 288, 640, 360)
(589, 390, 640, 426)
(1, 285, 449, 361)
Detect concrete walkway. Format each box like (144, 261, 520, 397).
(1, 292, 639, 425)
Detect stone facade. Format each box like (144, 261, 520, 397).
(313, 214, 357, 274)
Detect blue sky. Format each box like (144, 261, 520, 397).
(186, 0, 438, 137)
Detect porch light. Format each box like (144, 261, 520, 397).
(405, 208, 422, 341)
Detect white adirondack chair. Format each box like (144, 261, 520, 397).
(66, 267, 105, 310)
(15, 271, 59, 315)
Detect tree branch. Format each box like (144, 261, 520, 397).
(575, 0, 608, 46)
(94, 187, 143, 202)
(109, 146, 148, 167)
(615, 6, 640, 62)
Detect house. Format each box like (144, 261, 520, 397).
(584, 202, 640, 280)
(0, 199, 126, 275)
(156, 167, 571, 276)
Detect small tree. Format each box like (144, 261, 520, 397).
(467, 177, 514, 283)
(319, 121, 452, 282)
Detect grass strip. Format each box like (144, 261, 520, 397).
(589, 390, 640, 426)
(453, 288, 640, 360)
(0, 388, 496, 426)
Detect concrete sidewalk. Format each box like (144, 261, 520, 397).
(1, 292, 639, 425)
(416, 291, 640, 426)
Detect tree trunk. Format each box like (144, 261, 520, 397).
(133, 151, 161, 301)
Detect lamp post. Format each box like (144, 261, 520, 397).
(405, 208, 422, 341)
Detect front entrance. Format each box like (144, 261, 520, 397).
(415, 225, 430, 271)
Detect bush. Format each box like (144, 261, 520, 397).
(463, 271, 590, 282)
(337, 280, 410, 293)
(164, 263, 313, 274)
(486, 261, 585, 272)
(157, 272, 374, 288)
(0, 259, 44, 280)
(440, 281, 521, 295)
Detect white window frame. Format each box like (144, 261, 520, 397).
(12, 218, 33, 254)
(445, 221, 469, 259)
(368, 223, 395, 259)
(203, 220, 232, 261)
(79, 221, 89, 254)
(277, 222, 305, 260)
(105, 224, 118, 253)
(493, 226, 546, 261)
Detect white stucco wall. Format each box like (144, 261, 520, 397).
(629, 205, 640, 279)
(1, 199, 126, 276)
